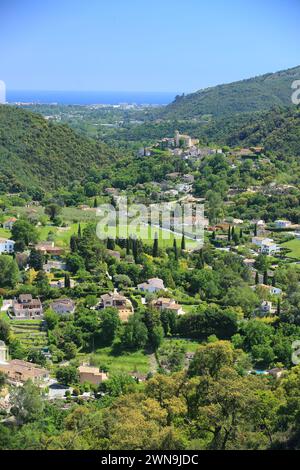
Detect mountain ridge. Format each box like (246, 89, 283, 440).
(162, 65, 300, 120)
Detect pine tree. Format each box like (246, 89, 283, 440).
(93, 197, 98, 208)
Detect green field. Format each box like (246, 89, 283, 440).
(10, 319, 48, 350)
(0, 228, 11, 238)
(163, 338, 201, 353)
(281, 239, 300, 260)
(82, 346, 150, 374)
(37, 223, 88, 247)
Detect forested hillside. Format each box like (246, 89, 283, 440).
(162, 65, 300, 120)
(224, 106, 300, 156)
(0, 106, 119, 193)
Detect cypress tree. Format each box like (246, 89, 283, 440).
(107, 238, 115, 250)
(64, 273, 71, 289)
(126, 238, 130, 255)
(181, 233, 186, 250)
(78, 223, 82, 238)
(254, 224, 257, 236)
(173, 239, 178, 261)
(263, 270, 268, 285)
(197, 249, 204, 269)
(277, 298, 281, 316)
(70, 235, 78, 253)
(255, 271, 259, 285)
(228, 226, 231, 242)
(153, 234, 159, 257)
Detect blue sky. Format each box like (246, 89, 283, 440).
(0, 0, 299, 93)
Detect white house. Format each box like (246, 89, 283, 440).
(275, 220, 291, 229)
(260, 301, 275, 315)
(260, 240, 280, 256)
(0, 238, 15, 254)
(269, 286, 282, 296)
(252, 237, 279, 255)
(50, 298, 76, 315)
(137, 278, 166, 293)
(252, 237, 273, 248)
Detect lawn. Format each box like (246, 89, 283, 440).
(0, 228, 11, 238)
(163, 338, 201, 353)
(37, 223, 88, 247)
(281, 239, 300, 260)
(81, 346, 150, 375)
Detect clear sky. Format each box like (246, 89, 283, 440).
(0, 0, 299, 93)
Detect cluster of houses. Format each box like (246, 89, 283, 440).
(0, 341, 108, 390)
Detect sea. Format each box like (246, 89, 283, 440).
(6, 90, 177, 106)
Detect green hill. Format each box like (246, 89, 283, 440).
(0, 105, 119, 193)
(162, 65, 300, 120)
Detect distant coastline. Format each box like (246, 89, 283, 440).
(6, 90, 178, 106)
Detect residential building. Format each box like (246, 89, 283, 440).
(260, 301, 275, 315)
(35, 241, 64, 256)
(50, 298, 76, 315)
(0, 238, 15, 254)
(254, 284, 282, 296)
(151, 297, 185, 315)
(2, 217, 17, 230)
(267, 368, 286, 379)
(99, 292, 133, 322)
(106, 249, 121, 261)
(0, 359, 49, 385)
(275, 220, 292, 229)
(43, 260, 67, 273)
(12, 294, 43, 319)
(49, 278, 76, 289)
(137, 278, 166, 293)
(251, 237, 279, 255)
(260, 240, 280, 256)
(78, 365, 108, 386)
